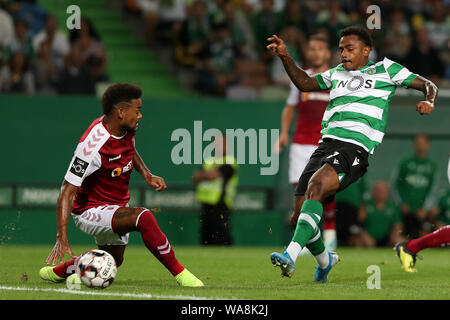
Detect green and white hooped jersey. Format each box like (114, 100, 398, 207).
(315, 57, 417, 154)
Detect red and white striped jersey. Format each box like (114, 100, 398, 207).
(64, 116, 135, 214)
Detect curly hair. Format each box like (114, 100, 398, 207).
(339, 25, 373, 48)
(102, 83, 142, 115)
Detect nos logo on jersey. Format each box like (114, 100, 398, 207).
(337, 76, 373, 91)
(70, 157, 89, 178)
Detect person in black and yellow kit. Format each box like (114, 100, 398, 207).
(193, 133, 238, 245)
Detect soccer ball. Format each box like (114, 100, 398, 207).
(77, 249, 117, 289)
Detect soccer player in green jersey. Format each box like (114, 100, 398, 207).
(359, 181, 404, 247)
(395, 134, 437, 238)
(267, 26, 438, 282)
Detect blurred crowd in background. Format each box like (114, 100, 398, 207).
(335, 133, 449, 247)
(0, 0, 107, 95)
(0, 0, 449, 96)
(125, 0, 450, 96)
(0, 0, 448, 248)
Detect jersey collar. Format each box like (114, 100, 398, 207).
(337, 60, 375, 72)
(360, 60, 375, 71)
(100, 117, 127, 140)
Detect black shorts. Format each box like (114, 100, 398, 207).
(295, 138, 369, 202)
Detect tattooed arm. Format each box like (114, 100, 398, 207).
(266, 35, 321, 92)
(408, 75, 438, 115)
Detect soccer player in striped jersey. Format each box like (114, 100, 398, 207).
(275, 34, 337, 254)
(267, 25, 438, 282)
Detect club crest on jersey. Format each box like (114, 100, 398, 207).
(364, 67, 376, 75)
(111, 160, 133, 177)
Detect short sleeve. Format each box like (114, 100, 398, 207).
(63, 122, 109, 186)
(384, 57, 417, 88)
(314, 69, 332, 90)
(286, 82, 299, 105)
(64, 145, 101, 187)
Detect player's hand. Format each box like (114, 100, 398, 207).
(266, 34, 288, 57)
(46, 238, 76, 265)
(416, 101, 434, 115)
(146, 174, 167, 192)
(274, 132, 289, 153)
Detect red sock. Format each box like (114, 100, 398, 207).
(406, 225, 450, 254)
(136, 210, 185, 276)
(53, 258, 78, 278)
(323, 201, 336, 230)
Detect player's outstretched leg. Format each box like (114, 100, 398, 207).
(393, 242, 417, 273)
(114, 207, 204, 287)
(394, 225, 450, 272)
(308, 235, 340, 282)
(271, 200, 339, 279)
(297, 202, 337, 257)
(271, 199, 322, 277)
(271, 164, 340, 281)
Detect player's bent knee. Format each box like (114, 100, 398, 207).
(305, 177, 324, 201)
(113, 207, 149, 234)
(305, 165, 339, 202)
(134, 207, 152, 227)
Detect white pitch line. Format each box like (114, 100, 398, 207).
(0, 285, 236, 300)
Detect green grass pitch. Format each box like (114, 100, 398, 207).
(1, 245, 449, 300)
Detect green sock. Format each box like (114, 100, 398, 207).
(306, 228, 326, 256)
(291, 200, 323, 248)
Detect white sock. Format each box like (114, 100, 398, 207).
(286, 241, 302, 263)
(323, 229, 337, 251)
(299, 247, 311, 257)
(315, 250, 330, 269)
